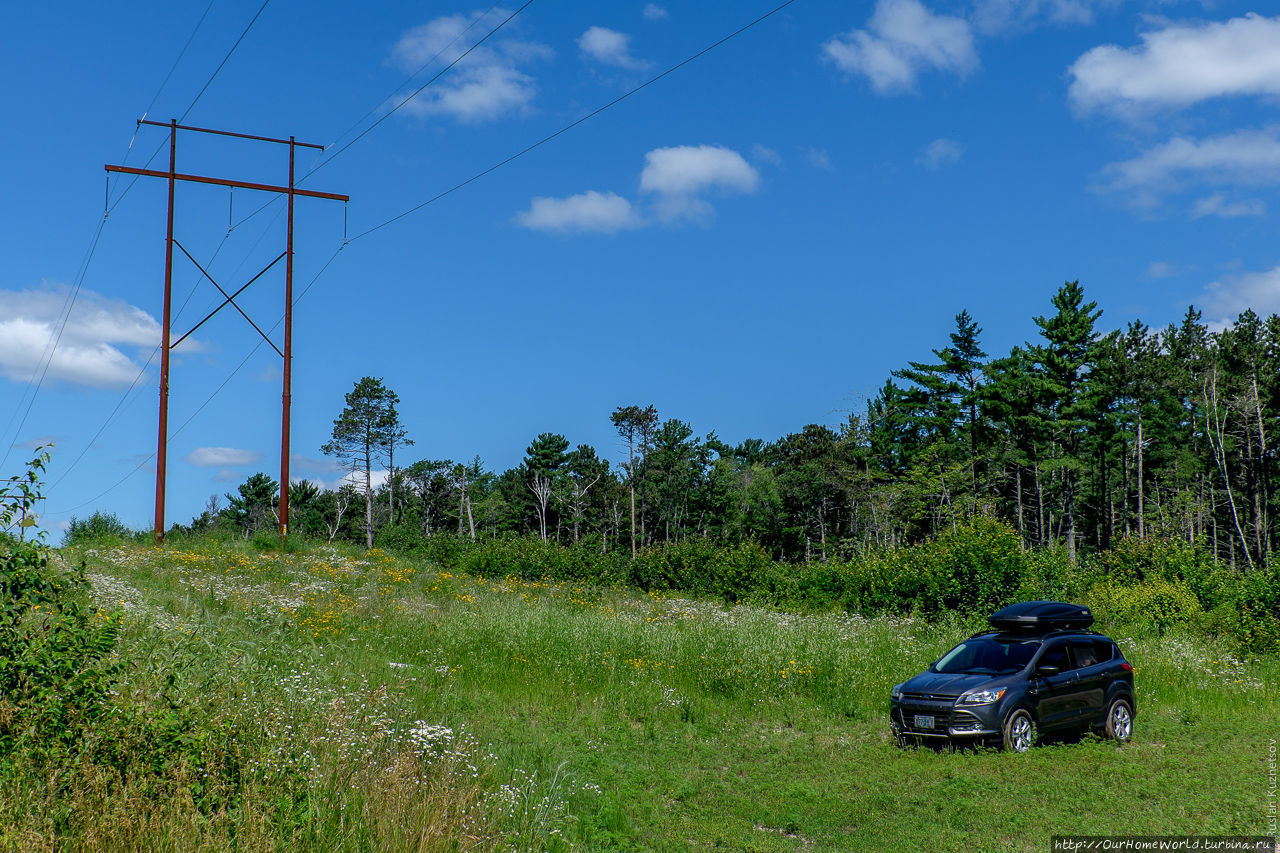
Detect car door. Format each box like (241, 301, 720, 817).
(1069, 638, 1111, 726)
(1029, 640, 1078, 730)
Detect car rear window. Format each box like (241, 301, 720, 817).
(1069, 638, 1114, 669)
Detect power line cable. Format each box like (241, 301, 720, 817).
(179, 0, 271, 124)
(303, 1, 524, 183)
(109, 0, 273, 213)
(229, 0, 518, 232)
(22, 1, 272, 494)
(0, 214, 109, 471)
(45, 243, 347, 516)
(317, 2, 503, 170)
(348, 0, 798, 243)
(45, 215, 264, 492)
(8, 1, 226, 470)
(45, 0, 799, 514)
(123, 0, 219, 164)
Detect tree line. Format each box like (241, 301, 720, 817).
(193, 281, 1279, 570)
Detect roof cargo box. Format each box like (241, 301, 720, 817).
(988, 600, 1094, 631)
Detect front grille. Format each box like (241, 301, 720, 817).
(897, 694, 955, 733)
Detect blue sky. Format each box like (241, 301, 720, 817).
(4, 0, 1280, 533)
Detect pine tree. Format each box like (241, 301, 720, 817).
(322, 377, 406, 548)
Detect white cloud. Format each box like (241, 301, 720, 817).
(332, 468, 390, 493)
(0, 284, 162, 388)
(1143, 260, 1195, 280)
(751, 144, 782, 166)
(643, 4, 668, 22)
(917, 137, 965, 169)
(516, 191, 642, 233)
(1191, 193, 1266, 220)
(1069, 13, 1280, 113)
(823, 0, 977, 94)
(185, 447, 263, 468)
(579, 26, 647, 69)
(1200, 264, 1280, 327)
(516, 144, 760, 234)
(390, 11, 551, 123)
(1099, 127, 1280, 203)
(972, 0, 1116, 35)
(639, 145, 760, 196)
(806, 147, 833, 169)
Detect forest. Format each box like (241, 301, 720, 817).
(167, 280, 1278, 573)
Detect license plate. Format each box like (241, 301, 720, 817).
(914, 714, 935, 729)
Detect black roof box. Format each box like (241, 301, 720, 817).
(988, 600, 1094, 631)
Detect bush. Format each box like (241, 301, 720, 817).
(1090, 536, 1229, 610)
(63, 510, 133, 546)
(460, 537, 628, 585)
(1230, 561, 1280, 654)
(907, 517, 1029, 617)
(1086, 577, 1203, 635)
(0, 452, 121, 760)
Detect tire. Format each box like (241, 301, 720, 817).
(1104, 698, 1133, 743)
(1002, 708, 1036, 753)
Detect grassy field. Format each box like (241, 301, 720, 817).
(31, 538, 1280, 851)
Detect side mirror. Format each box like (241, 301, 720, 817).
(1037, 665, 1060, 677)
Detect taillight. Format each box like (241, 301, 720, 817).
(1120, 662, 1133, 673)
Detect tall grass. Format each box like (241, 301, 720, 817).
(18, 537, 1277, 851)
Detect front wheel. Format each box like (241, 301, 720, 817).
(1104, 698, 1133, 743)
(1002, 709, 1035, 753)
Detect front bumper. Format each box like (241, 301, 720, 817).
(891, 696, 1001, 739)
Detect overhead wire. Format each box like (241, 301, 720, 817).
(48, 0, 799, 515)
(348, 0, 799, 243)
(6, 2, 227, 471)
(46, 243, 346, 516)
(303, 0, 529, 182)
(122, 0, 220, 166)
(0, 215, 108, 471)
(109, 0, 274, 213)
(227, 0, 516, 233)
(45, 209, 281, 492)
(24, 0, 274, 491)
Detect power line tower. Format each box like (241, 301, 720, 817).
(106, 119, 348, 545)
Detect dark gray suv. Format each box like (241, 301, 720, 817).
(889, 601, 1136, 751)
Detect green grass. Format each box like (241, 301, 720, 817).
(37, 539, 1280, 851)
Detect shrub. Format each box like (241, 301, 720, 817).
(1230, 561, 1280, 654)
(907, 517, 1029, 617)
(1086, 577, 1203, 635)
(63, 511, 133, 545)
(0, 452, 121, 760)
(460, 537, 628, 585)
(1090, 536, 1229, 609)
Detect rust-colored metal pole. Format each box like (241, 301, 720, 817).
(155, 119, 177, 546)
(278, 137, 295, 542)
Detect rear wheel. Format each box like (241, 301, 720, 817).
(1002, 709, 1035, 753)
(1104, 698, 1133, 743)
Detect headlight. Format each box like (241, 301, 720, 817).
(958, 688, 1006, 705)
(891, 683, 904, 700)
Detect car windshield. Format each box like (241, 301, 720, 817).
(934, 637, 1040, 675)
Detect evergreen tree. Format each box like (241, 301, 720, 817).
(321, 377, 406, 548)
(1030, 281, 1102, 559)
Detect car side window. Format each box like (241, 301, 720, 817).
(1069, 640, 1098, 669)
(1093, 640, 1114, 663)
(1038, 642, 1070, 672)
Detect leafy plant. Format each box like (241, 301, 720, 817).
(63, 510, 133, 545)
(0, 449, 120, 759)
